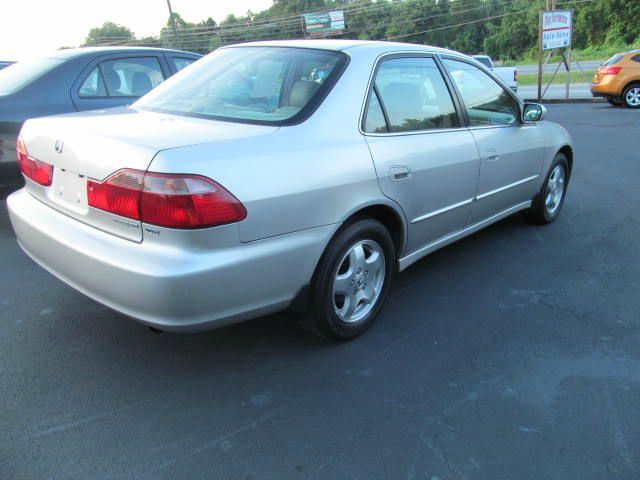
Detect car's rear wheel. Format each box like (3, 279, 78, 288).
(606, 97, 622, 107)
(304, 218, 394, 340)
(524, 153, 569, 225)
(622, 84, 640, 108)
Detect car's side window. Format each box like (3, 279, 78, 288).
(443, 58, 519, 127)
(79, 67, 106, 97)
(632, 54, 640, 63)
(370, 57, 459, 133)
(364, 90, 388, 133)
(79, 57, 165, 98)
(173, 57, 195, 71)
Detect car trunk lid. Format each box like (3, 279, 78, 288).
(19, 108, 278, 242)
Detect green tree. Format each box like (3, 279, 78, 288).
(83, 22, 134, 46)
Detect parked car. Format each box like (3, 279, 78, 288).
(0, 61, 15, 71)
(8, 40, 573, 340)
(591, 49, 640, 108)
(0, 47, 201, 188)
(472, 55, 518, 92)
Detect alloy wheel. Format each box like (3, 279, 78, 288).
(545, 165, 566, 216)
(332, 240, 385, 323)
(625, 87, 640, 107)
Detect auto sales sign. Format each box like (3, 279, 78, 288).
(542, 10, 572, 50)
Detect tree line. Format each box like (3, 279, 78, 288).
(84, 0, 639, 61)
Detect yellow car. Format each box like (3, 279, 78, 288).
(591, 49, 640, 108)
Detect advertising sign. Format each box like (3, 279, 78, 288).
(303, 11, 345, 35)
(542, 10, 572, 50)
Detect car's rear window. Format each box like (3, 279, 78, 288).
(135, 47, 348, 125)
(0, 57, 62, 95)
(602, 54, 624, 66)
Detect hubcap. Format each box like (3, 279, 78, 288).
(332, 240, 385, 323)
(626, 87, 640, 106)
(545, 165, 565, 216)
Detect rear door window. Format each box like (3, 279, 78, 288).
(79, 67, 106, 97)
(79, 57, 165, 98)
(364, 90, 388, 133)
(370, 57, 459, 132)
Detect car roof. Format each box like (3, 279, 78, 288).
(42, 46, 201, 60)
(225, 39, 458, 56)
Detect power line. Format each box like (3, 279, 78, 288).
(117, 0, 516, 48)
(92, 0, 595, 51)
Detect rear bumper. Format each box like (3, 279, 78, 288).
(8, 188, 334, 332)
(590, 80, 621, 97)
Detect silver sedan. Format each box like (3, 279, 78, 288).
(8, 40, 573, 340)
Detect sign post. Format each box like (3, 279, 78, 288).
(538, 9, 573, 101)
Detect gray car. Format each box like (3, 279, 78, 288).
(7, 40, 573, 340)
(0, 47, 201, 188)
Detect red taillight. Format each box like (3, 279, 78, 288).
(87, 169, 246, 229)
(16, 137, 53, 186)
(87, 169, 143, 220)
(602, 66, 622, 75)
(514, 69, 518, 82)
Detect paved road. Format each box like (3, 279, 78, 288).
(518, 82, 594, 101)
(517, 59, 604, 75)
(1, 105, 639, 479)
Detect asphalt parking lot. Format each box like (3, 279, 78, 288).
(1, 103, 639, 479)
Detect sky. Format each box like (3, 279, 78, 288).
(0, 0, 274, 60)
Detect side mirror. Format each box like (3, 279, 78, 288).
(522, 103, 546, 122)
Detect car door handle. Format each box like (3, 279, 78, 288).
(389, 166, 412, 181)
(484, 150, 500, 162)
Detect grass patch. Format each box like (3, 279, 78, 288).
(502, 43, 637, 66)
(518, 69, 596, 86)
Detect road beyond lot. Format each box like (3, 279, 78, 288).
(1, 104, 639, 479)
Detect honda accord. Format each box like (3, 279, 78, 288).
(7, 40, 573, 340)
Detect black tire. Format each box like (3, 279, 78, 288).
(622, 83, 640, 109)
(606, 97, 622, 107)
(524, 153, 570, 225)
(303, 218, 395, 341)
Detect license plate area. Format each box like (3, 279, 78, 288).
(50, 168, 89, 214)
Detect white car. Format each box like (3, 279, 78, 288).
(472, 55, 518, 92)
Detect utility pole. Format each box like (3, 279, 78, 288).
(166, 0, 180, 48)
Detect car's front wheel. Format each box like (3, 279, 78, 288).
(622, 84, 640, 108)
(525, 153, 569, 225)
(305, 218, 394, 340)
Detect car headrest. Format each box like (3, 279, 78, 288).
(132, 72, 152, 96)
(103, 70, 121, 93)
(289, 80, 320, 108)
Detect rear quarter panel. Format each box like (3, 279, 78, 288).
(148, 48, 405, 245)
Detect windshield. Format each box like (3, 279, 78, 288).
(135, 47, 347, 125)
(0, 57, 62, 95)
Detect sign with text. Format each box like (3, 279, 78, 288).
(303, 11, 345, 36)
(542, 10, 572, 50)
